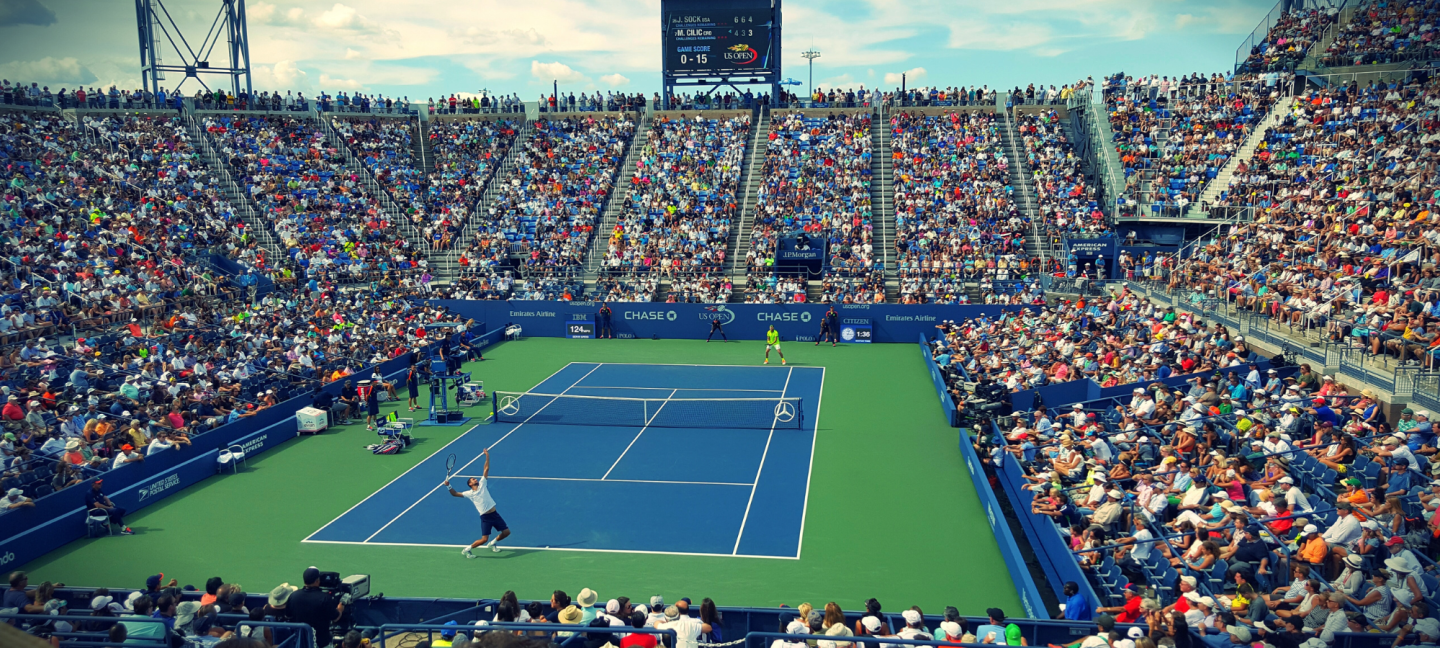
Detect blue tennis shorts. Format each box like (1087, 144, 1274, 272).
(480, 510, 508, 535)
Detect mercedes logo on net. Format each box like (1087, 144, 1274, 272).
(773, 400, 796, 423)
(498, 395, 522, 416)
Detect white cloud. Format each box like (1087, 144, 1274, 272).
(883, 67, 926, 86)
(314, 3, 386, 35)
(250, 2, 306, 26)
(253, 60, 310, 90)
(599, 73, 630, 87)
(531, 60, 586, 84)
(344, 48, 363, 60)
(0, 57, 97, 85)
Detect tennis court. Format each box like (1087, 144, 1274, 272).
(304, 362, 824, 558)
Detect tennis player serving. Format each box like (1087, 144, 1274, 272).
(764, 325, 786, 365)
(444, 448, 511, 557)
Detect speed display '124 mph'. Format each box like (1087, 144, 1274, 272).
(664, 10, 773, 75)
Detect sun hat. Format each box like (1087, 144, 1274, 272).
(268, 583, 297, 607)
(1344, 554, 1365, 568)
(577, 588, 597, 608)
(560, 605, 584, 624)
(90, 595, 114, 611)
(1385, 557, 1413, 571)
(176, 601, 202, 628)
(65, 439, 80, 451)
(1416, 618, 1440, 638)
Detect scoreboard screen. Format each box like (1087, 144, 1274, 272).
(664, 9, 774, 76)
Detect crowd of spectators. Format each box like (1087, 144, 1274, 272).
(429, 93, 527, 115)
(665, 273, 731, 303)
(543, 92, 655, 113)
(1157, 75, 1440, 372)
(1015, 110, 1107, 238)
(742, 274, 808, 304)
(425, 118, 520, 250)
(1104, 74, 1283, 210)
(745, 112, 874, 285)
(1, 276, 467, 505)
(1215, 77, 1434, 213)
(1237, 7, 1339, 75)
(463, 116, 636, 273)
(314, 92, 415, 115)
(592, 274, 658, 302)
(1321, 0, 1440, 68)
(205, 114, 426, 283)
(942, 279, 1440, 647)
(605, 114, 750, 275)
(890, 110, 1035, 285)
(3, 567, 1036, 648)
(1, 111, 278, 340)
(819, 270, 886, 304)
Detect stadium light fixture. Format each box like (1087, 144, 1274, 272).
(801, 47, 820, 98)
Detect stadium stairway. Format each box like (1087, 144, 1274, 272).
(1196, 97, 1292, 208)
(1001, 107, 1052, 278)
(727, 105, 772, 302)
(432, 119, 535, 280)
(869, 104, 898, 302)
(1136, 113, 1173, 205)
(411, 119, 432, 176)
(183, 114, 287, 262)
(581, 106, 655, 292)
(316, 115, 433, 257)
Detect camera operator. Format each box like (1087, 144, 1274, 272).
(289, 568, 347, 648)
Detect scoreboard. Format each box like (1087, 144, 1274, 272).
(662, 2, 777, 77)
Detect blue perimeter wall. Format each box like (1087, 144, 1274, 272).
(431, 300, 1034, 343)
(0, 329, 502, 572)
(918, 337, 1046, 618)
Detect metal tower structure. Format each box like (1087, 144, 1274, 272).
(136, 0, 252, 97)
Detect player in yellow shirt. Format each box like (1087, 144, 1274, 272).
(764, 325, 786, 365)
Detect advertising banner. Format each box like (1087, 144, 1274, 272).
(432, 301, 1034, 344)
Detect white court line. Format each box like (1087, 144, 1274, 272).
(794, 366, 825, 560)
(455, 475, 753, 487)
(600, 388, 676, 480)
(300, 361, 571, 542)
(732, 366, 793, 555)
(299, 538, 799, 560)
(359, 363, 602, 543)
(573, 386, 785, 393)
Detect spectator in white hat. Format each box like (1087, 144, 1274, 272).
(3, 488, 33, 512)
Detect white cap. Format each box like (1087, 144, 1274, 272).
(901, 610, 922, 625)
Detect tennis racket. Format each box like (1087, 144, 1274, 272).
(445, 453, 457, 479)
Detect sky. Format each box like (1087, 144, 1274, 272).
(0, 0, 1280, 100)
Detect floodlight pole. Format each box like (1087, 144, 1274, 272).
(802, 48, 820, 99)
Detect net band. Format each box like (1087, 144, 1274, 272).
(492, 391, 803, 429)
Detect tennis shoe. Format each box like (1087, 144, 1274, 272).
(763, 359, 768, 365)
(120, 527, 135, 535)
(491, 543, 501, 553)
(462, 548, 475, 559)
(781, 358, 786, 365)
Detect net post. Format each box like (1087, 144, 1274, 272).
(491, 391, 497, 420)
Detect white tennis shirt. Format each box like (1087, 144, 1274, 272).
(462, 479, 496, 514)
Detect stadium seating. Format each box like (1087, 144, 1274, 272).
(463, 115, 637, 275)
(602, 113, 750, 302)
(1321, 0, 1440, 67)
(891, 110, 1034, 304)
(203, 114, 425, 282)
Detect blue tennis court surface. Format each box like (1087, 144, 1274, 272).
(304, 363, 824, 559)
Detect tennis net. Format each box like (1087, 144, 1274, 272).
(491, 391, 803, 429)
